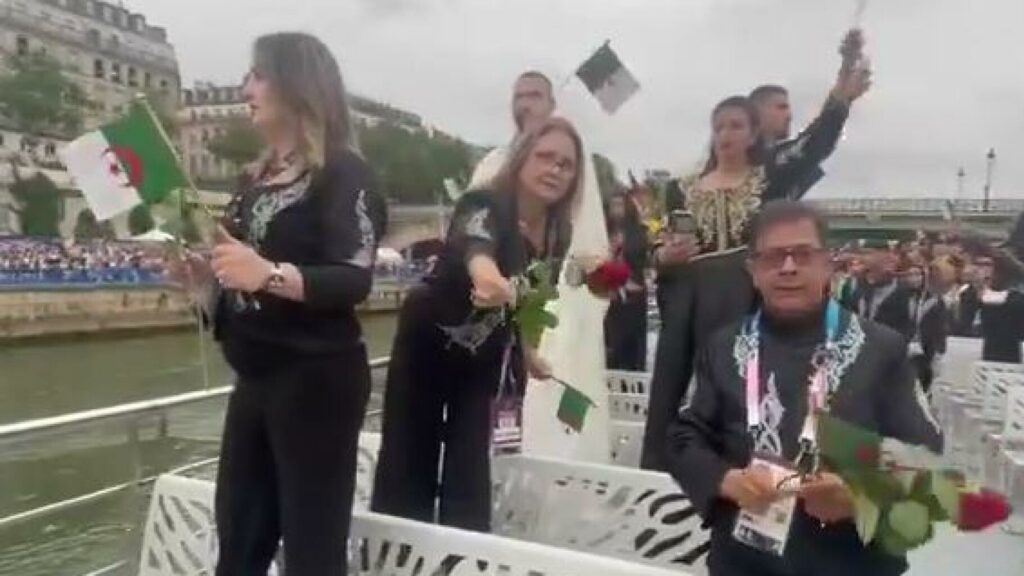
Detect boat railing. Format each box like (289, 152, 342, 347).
(0, 356, 390, 575)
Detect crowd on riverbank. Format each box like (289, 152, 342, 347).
(0, 237, 431, 288)
(0, 238, 168, 286)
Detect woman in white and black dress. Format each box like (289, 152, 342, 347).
(373, 117, 585, 531)
(177, 33, 386, 575)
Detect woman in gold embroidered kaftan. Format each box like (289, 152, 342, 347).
(642, 93, 854, 471)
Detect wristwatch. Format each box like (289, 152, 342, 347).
(266, 263, 286, 290)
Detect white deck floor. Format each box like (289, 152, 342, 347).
(909, 525, 1024, 575)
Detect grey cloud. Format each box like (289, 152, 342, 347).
(127, 0, 1023, 199)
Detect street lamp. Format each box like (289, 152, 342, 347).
(983, 148, 996, 212)
(956, 166, 965, 200)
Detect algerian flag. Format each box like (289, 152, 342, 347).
(443, 177, 462, 202)
(575, 42, 641, 115)
(61, 100, 188, 221)
(554, 378, 597, 434)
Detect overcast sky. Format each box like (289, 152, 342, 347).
(127, 0, 1024, 200)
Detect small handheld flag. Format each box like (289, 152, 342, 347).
(550, 376, 596, 433)
(853, 0, 869, 26)
(61, 100, 188, 221)
(443, 178, 462, 202)
(575, 42, 641, 115)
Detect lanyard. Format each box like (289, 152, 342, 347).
(745, 300, 841, 446)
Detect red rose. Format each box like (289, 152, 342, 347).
(957, 489, 1012, 532)
(586, 261, 631, 297)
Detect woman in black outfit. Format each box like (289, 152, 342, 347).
(963, 232, 1024, 364)
(192, 33, 385, 576)
(604, 190, 649, 371)
(372, 117, 584, 532)
(903, 263, 947, 392)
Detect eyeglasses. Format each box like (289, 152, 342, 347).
(533, 150, 576, 177)
(752, 246, 828, 269)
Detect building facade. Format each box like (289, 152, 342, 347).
(0, 0, 180, 129)
(178, 83, 248, 183)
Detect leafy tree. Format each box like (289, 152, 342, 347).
(592, 153, 622, 200)
(144, 90, 179, 139)
(8, 167, 62, 236)
(359, 123, 472, 204)
(0, 53, 89, 136)
(73, 209, 115, 240)
(207, 119, 263, 169)
(128, 204, 156, 236)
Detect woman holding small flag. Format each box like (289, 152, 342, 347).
(372, 117, 585, 532)
(179, 32, 386, 576)
(643, 31, 873, 472)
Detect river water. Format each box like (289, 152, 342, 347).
(0, 314, 397, 576)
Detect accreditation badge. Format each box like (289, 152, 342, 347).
(732, 457, 800, 556)
(491, 395, 523, 455)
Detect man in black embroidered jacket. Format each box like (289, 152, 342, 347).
(666, 201, 942, 576)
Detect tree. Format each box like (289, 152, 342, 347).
(128, 204, 156, 236)
(359, 123, 472, 204)
(0, 53, 89, 136)
(8, 167, 62, 237)
(207, 120, 263, 169)
(144, 90, 179, 138)
(73, 209, 115, 241)
(592, 153, 622, 201)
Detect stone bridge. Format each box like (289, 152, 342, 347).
(807, 198, 1023, 241)
(379, 198, 1024, 249)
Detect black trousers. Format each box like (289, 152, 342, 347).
(644, 253, 756, 471)
(215, 346, 371, 576)
(605, 292, 648, 371)
(910, 353, 934, 393)
(372, 285, 504, 532)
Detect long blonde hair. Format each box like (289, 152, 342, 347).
(488, 117, 586, 255)
(252, 32, 353, 169)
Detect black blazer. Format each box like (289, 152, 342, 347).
(857, 281, 913, 338)
(667, 310, 942, 574)
(909, 292, 948, 359)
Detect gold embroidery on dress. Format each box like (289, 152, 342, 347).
(678, 168, 766, 253)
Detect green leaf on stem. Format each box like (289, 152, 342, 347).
(931, 472, 961, 524)
(888, 500, 931, 546)
(514, 261, 560, 348)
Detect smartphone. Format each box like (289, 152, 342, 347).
(669, 210, 696, 236)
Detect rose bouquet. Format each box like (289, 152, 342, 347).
(816, 413, 1012, 555)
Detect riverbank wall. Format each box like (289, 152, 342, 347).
(0, 284, 408, 340)
(0, 287, 194, 340)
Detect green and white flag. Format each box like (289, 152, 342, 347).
(61, 100, 188, 221)
(553, 378, 597, 434)
(575, 42, 641, 115)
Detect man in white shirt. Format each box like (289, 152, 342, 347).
(468, 71, 557, 190)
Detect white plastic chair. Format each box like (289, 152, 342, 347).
(492, 454, 709, 574)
